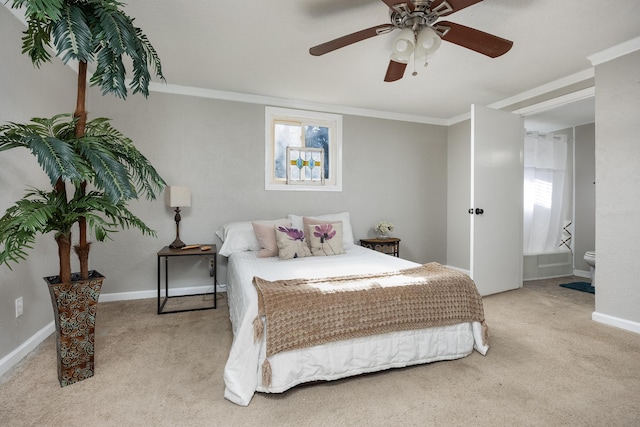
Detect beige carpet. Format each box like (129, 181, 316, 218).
(1, 285, 639, 427)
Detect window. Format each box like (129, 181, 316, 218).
(265, 107, 342, 191)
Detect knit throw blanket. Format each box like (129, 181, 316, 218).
(253, 262, 488, 387)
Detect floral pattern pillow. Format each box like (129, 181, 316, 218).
(307, 222, 346, 256)
(275, 226, 312, 260)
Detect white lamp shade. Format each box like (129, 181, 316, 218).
(165, 186, 191, 208)
(390, 28, 415, 64)
(414, 26, 441, 65)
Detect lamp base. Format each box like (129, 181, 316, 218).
(169, 237, 186, 249)
(170, 207, 185, 249)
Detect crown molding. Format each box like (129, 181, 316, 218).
(147, 81, 448, 126)
(447, 68, 595, 126)
(588, 36, 640, 66)
(512, 87, 595, 117)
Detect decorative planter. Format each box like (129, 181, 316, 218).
(44, 270, 104, 386)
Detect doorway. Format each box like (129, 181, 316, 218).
(521, 95, 596, 280)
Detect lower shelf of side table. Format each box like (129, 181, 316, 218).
(158, 293, 216, 315)
(157, 244, 218, 314)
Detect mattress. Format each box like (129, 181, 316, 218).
(223, 245, 488, 406)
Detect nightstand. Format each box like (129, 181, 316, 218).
(157, 244, 217, 314)
(360, 238, 401, 257)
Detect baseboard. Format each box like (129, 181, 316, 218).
(0, 284, 228, 380)
(573, 269, 591, 279)
(99, 284, 227, 302)
(0, 321, 55, 379)
(523, 273, 573, 281)
(592, 311, 640, 335)
(444, 265, 470, 276)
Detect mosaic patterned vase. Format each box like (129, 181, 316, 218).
(44, 271, 104, 387)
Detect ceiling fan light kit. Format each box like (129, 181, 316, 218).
(309, 0, 513, 82)
(414, 26, 442, 66)
(391, 28, 416, 63)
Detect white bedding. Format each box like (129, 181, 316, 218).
(223, 245, 488, 406)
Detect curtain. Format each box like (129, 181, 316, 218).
(523, 132, 569, 253)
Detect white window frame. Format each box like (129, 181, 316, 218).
(265, 106, 342, 192)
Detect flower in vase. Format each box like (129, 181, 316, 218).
(374, 221, 394, 237)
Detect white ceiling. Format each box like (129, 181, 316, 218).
(29, 1, 640, 125)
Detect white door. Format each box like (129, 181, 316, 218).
(470, 105, 524, 296)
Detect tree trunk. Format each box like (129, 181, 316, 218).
(56, 233, 72, 284)
(74, 61, 88, 137)
(74, 61, 90, 280)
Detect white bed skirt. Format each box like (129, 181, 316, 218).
(256, 321, 487, 393)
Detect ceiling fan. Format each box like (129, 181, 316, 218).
(309, 0, 513, 82)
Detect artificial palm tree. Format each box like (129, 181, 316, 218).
(0, 0, 165, 386)
(0, 114, 162, 280)
(1, 0, 165, 283)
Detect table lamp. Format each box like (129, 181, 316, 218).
(165, 186, 191, 248)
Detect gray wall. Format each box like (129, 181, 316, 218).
(594, 50, 640, 324)
(574, 123, 596, 272)
(446, 120, 471, 271)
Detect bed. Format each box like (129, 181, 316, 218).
(219, 213, 489, 406)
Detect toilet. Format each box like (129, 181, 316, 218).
(584, 251, 596, 287)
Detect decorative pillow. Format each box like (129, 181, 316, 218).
(216, 221, 261, 257)
(306, 221, 346, 256)
(252, 218, 291, 258)
(288, 212, 355, 246)
(275, 226, 312, 260)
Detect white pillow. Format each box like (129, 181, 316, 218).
(288, 212, 355, 247)
(215, 221, 260, 257)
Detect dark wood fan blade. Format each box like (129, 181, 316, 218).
(435, 21, 513, 58)
(430, 0, 483, 17)
(384, 60, 407, 82)
(309, 24, 394, 56)
(381, 0, 415, 12)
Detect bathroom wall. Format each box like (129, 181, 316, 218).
(574, 123, 596, 274)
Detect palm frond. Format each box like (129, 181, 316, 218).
(0, 188, 71, 268)
(71, 192, 156, 240)
(101, 200, 156, 237)
(20, 19, 53, 67)
(128, 27, 165, 97)
(9, 0, 65, 21)
(83, 118, 165, 199)
(93, 5, 133, 57)
(76, 135, 137, 202)
(91, 44, 127, 98)
(0, 116, 85, 186)
(51, 3, 94, 64)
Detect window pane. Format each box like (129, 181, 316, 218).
(304, 125, 329, 179)
(275, 123, 302, 179)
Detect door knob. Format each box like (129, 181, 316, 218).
(475, 208, 484, 215)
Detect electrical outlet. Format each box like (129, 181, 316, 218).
(209, 259, 215, 277)
(15, 297, 23, 318)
